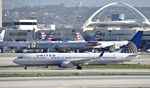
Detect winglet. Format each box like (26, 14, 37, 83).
(99, 51, 104, 57)
(98, 51, 105, 61)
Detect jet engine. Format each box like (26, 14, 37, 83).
(60, 61, 74, 68)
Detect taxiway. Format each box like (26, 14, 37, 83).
(0, 76, 150, 88)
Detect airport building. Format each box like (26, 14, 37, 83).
(14, 20, 38, 30)
(2, 19, 82, 42)
(1, 2, 150, 52)
(82, 2, 150, 49)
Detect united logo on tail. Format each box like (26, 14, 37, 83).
(121, 41, 138, 53)
(121, 31, 143, 53)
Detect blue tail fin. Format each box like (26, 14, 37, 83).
(131, 31, 143, 49)
(121, 31, 143, 53)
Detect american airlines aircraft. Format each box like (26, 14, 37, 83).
(0, 30, 30, 53)
(13, 31, 143, 70)
(59, 31, 129, 51)
(0, 30, 5, 42)
(37, 31, 128, 52)
(36, 32, 96, 52)
(0, 30, 5, 48)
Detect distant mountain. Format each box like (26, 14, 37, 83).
(3, 5, 150, 27)
(3, 0, 150, 10)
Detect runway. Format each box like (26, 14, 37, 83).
(0, 69, 150, 74)
(0, 76, 150, 88)
(123, 53, 150, 65)
(0, 53, 150, 88)
(0, 53, 19, 66)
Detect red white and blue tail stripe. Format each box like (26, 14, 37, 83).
(47, 32, 53, 41)
(39, 32, 46, 40)
(76, 32, 85, 42)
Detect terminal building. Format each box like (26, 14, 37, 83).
(82, 2, 150, 49)
(2, 19, 82, 42)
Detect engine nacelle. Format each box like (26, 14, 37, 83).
(60, 61, 73, 68)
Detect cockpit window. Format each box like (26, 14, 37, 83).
(18, 56, 23, 59)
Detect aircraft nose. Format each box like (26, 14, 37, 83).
(13, 58, 18, 64)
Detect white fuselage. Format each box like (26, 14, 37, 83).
(13, 52, 137, 67)
(96, 41, 128, 48)
(36, 40, 128, 51)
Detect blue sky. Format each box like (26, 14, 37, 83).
(3, 0, 150, 9)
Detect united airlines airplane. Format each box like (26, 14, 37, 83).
(13, 31, 143, 70)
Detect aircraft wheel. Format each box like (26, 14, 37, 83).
(46, 66, 48, 68)
(76, 64, 82, 70)
(24, 66, 27, 70)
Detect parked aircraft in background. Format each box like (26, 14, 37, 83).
(13, 31, 143, 70)
(0, 30, 5, 42)
(0, 30, 30, 53)
(86, 31, 129, 51)
(36, 32, 97, 52)
(0, 30, 6, 51)
(36, 31, 131, 52)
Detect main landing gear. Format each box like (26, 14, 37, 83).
(45, 66, 49, 68)
(24, 66, 27, 70)
(76, 64, 82, 70)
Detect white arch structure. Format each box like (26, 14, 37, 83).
(82, 2, 150, 29)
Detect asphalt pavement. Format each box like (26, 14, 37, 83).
(0, 76, 150, 88)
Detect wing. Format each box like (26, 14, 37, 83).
(60, 51, 105, 68)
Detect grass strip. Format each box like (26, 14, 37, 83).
(0, 64, 150, 70)
(83, 64, 150, 69)
(1, 72, 150, 77)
